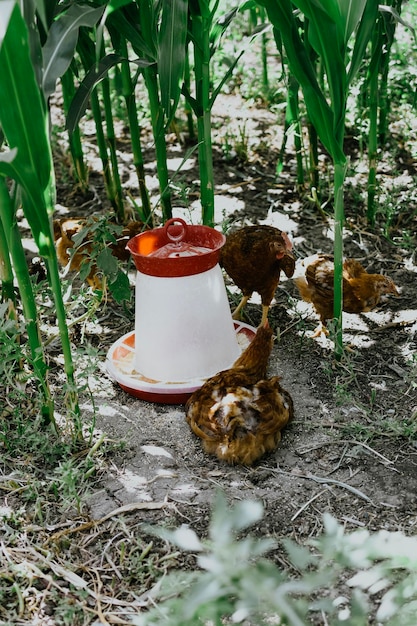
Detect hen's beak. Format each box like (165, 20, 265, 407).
(280, 250, 296, 278)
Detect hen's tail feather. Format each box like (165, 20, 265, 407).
(293, 276, 313, 302)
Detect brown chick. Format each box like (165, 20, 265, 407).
(53, 217, 147, 288)
(185, 323, 294, 466)
(294, 254, 399, 336)
(219, 225, 295, 326)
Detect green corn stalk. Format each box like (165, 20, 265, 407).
(116, 36, 153, 223)
(0, 1, 80, 427)
(261, 0, 379, 357)
(69, 0, 187, 223)
(104, 0, 176, 222)
(184, 48, 196, 142)
(0, 204, 15, 311)
(366, 2, 408, 224)
(76, 30, 123, 218)
(190, 2, 216, 227)
(248, 5, 270, 96)
(66, 47, 154, 224)
(61, 67, 89, 190)
(377, 1, 407, 145)
(185, 3, 246, 225)
(277, 74, 305, 186)
(38, 1, 106, 193)
(133, 0, 173, 222)
(307, 121, 319, 191)
(366, 21, 382, 226)
(0, 179, 54, 424)
(101, 66, 126, 221)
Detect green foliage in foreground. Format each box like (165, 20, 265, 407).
(133, 493, 417, 626)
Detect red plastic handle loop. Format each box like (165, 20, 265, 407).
(164, 218, 187, 243)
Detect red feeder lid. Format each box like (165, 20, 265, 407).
(126, 218, 226, 277)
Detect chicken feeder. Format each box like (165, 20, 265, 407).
(106, 218, 250, 402)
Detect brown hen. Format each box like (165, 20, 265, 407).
(185, 323, 294, 465)
(294, 254, 399, 336)
(53, 216, 147, 288)
(220, 225, 295, 326)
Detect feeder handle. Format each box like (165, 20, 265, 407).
(164, 217, 187, 243)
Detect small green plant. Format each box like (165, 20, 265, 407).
(132, 493, 417, 626)
(51, 457, 96, 514)
(66, 214, 133, 304)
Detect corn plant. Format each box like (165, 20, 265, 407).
(365, 1, 410, 225)
(66, 40, 154, 223)
(260, 0, 379, 357)
(67, 0, 185, 224)
(61, 68, 89, 191)
(185, 2, 263, 225)
(0, 1, 106, 436)
(0, 3, 63, 426)
(0, 188, 15, 311)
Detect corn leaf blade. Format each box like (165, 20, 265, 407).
(42, 4, 105, 99)
(158, 0, 189, 123)
(348, 0, 379, 84)
(263, 0, 345, 163)
(66, 53, 123, 134)
(0, 3, 53, 253)
(291, 0, 346, 144)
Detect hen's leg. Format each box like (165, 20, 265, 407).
(232, 295, 250, 320)
(260, 305, 270, 327)
(311, 323, 329, 338)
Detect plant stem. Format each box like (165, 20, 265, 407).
(61, 69, 89, 190)
(367, 21, 383, 226)
(101, 73, 125, 221)
(0, 208, 15, 308)
(118, 38, 152, 224)
(143, 64, 172, 222)
(0, 180, 56, 426)
(191, 13, 215, 227)
(184, 48, 195, 142)
(307, 122, 319, 191)
(77, 36, 117, 215)
(333, 161, 347, 359)
(44, 247, 81, 430)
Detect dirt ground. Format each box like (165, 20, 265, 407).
(11, 85, 415, 623)
(51, 88, 417, 546)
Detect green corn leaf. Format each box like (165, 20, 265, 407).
(34, 0, 49, 32)
(42, 4, 105, 99)
(66, 53, 125, 134)
(348, 0, 379, 84)
(66, 52, 152, 134)
(107, 7, 156, 60)
(95, 0, 133, 61)
(210, 49, 245, 106)
(0, 2, 54, 255)
(379, 4, 416, 35)
(292, 1, 346, 144)
(337, 0, 368, 43)
(158, 0, 189, 123)
(263, 0, 345, 163)
(210, 7, 239, 52)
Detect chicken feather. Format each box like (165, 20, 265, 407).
(220, 225, 295, 326)
(294, 254, 399, 335)
(185, 324, 294, 465)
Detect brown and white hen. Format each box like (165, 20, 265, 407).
(185, 323, 294, 465)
